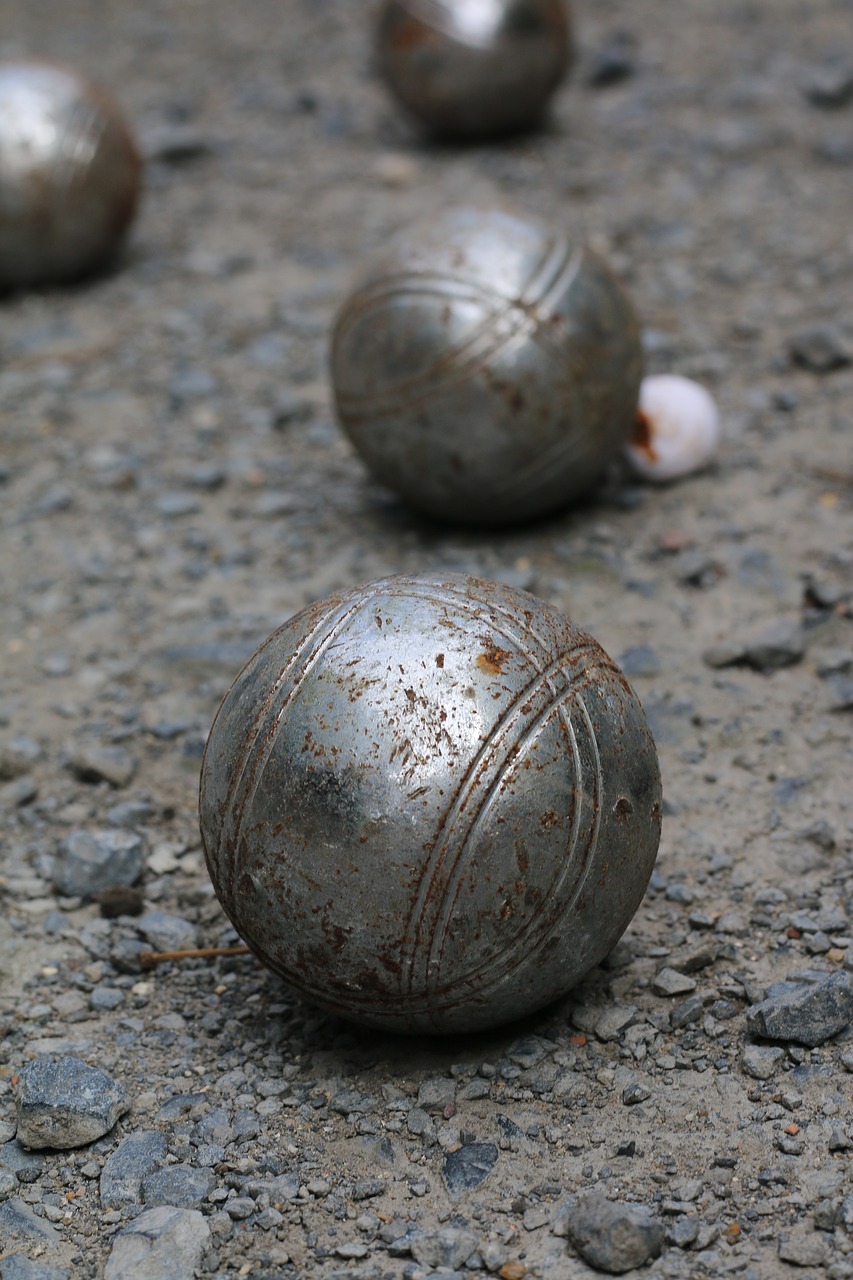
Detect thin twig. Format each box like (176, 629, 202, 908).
(139, 944, 252, 969)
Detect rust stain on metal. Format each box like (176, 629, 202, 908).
(476, 642, 513, 675)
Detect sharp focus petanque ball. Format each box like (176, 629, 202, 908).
(199, 573, 662, 1035)
(330, 205, 643, 526)
(377, 0, 572, 139)
(0, 61, 141, 290)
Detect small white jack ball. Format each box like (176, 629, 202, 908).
(624, 374, 720, 482)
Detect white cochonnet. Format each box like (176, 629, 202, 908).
(624, 374, 720, 482)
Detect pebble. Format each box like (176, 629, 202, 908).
(778, 1231, 829, 1267)
(15, 1055, 130, 1150)
(789, 324, 852, 373)
(136, 911, 199, 952)
(804, 64, 853, 109)
(743, 619, 806, 672)
(410, 1227, 480, 1270)
(142, 1164, 215, 1210)
(104, 1206, 211, 1280)
(745, 972, 853, 1046)
(565, 1194, 664, 1273)
(101, 1131, 168, 1207)
(442, 1143, 498, 1196)
(587, 32, 636, 86)
(667, 1215, 700, 1248)
(742, 1044, 785, 1080)
(52, 829, 145, 897)
(0, 1257, 69, 1280)
(617, 646, 661, 678)
(653, 968, 698, 996)
(416, 1078, 456, 1113)
(0, 1198, 61, 1249)
(69, 745, 137, 788)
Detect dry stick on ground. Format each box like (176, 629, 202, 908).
(139, 944, 252, 969)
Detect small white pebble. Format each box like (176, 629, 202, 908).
(625, 374, 720, 482)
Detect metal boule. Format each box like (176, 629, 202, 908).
(199, 572, 662, 1035)
(377, 0, 572, 139)
(0, 60, 141, 290)
(331, 203, 643, 526)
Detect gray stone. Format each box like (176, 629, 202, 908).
(136, 911, 198, 952)
(778, 1231, 829, 1267)
(671, 995, 705, 1029)
(0, 1167, 17, 1200)
(840, 1193, 853, 1230)
(52, 829, 145, 897)
(416, 1077, 456, 1114)
(410, 1226, 479, 1270)
(667, 1216, 700, 1248)
(225, 1196, 256, 1220)
(617, 645, 660, 677)
(70, 745, 137, 788)
(742, 1044, 785, 1080)
(101, 1131, 168, 1206)
(745, 972, 853, 1046)
(805, 63, 853, 108)
(15, 1055, 130, 1150)
(0, 1141, 46, 1177)
(104, 1206, 211, 1280)
(265, 1172, 300, 1204)
(0, 1258, 68, 1280)
(789, 324, 852, 372)
(0, 1259, 68, 1280)
(566, 1194, 664, 1274)
(351, 1177, 385, 1200)
(142, 1163, 215, 1209)
(744, 619, 805, 672)
(442, 1143, 499, 1195)
(0, 1198, 61, 1248)
(653, 967, 697, 996)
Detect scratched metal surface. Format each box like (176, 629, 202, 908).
(0, 60, 140, 289)
(200, 572, 661, 1033)
(331, 204, 642, 525)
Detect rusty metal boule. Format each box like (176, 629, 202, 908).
(377, 0, 572, 139)
(199, 572, 662, 1035)
(0, 60, 141, 290)
(331, 204, 643, 526)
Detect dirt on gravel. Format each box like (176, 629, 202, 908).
(2, 1, 853, 1278)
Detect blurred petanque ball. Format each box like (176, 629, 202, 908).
(377, 0, 572, 139)
(199, 572, 662, 1035)
(331, 205, 643, 526)
(0, 61, 141, 290)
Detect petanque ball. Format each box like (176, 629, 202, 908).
(377, 0, 572, 139)
(199, 573, 662, 1035)
(331, 204, 643, 526)
(0, 60, 141, 290)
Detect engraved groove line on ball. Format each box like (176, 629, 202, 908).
(335, 239, 581, 421)
(244, 574, 604, 1018)
(335, 237, 577, 411)
(401, 640, 601, 994)
(425, 684, 591, 993)
(218, 589, 383, 893)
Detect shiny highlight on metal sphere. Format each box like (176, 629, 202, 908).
(199, 573, 662, 1036)
(377, 0, 572, 139)
(0, 61, 141, 290)
(331, 205, 643, 526)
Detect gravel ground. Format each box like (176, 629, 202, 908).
(2, 1, 853, 1277)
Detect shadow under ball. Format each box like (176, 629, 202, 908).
(0, 61, 141, 290)
(377, 0, 572, 139)
(199, 572, 662, 1036)
(331, 205, 643, 526)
